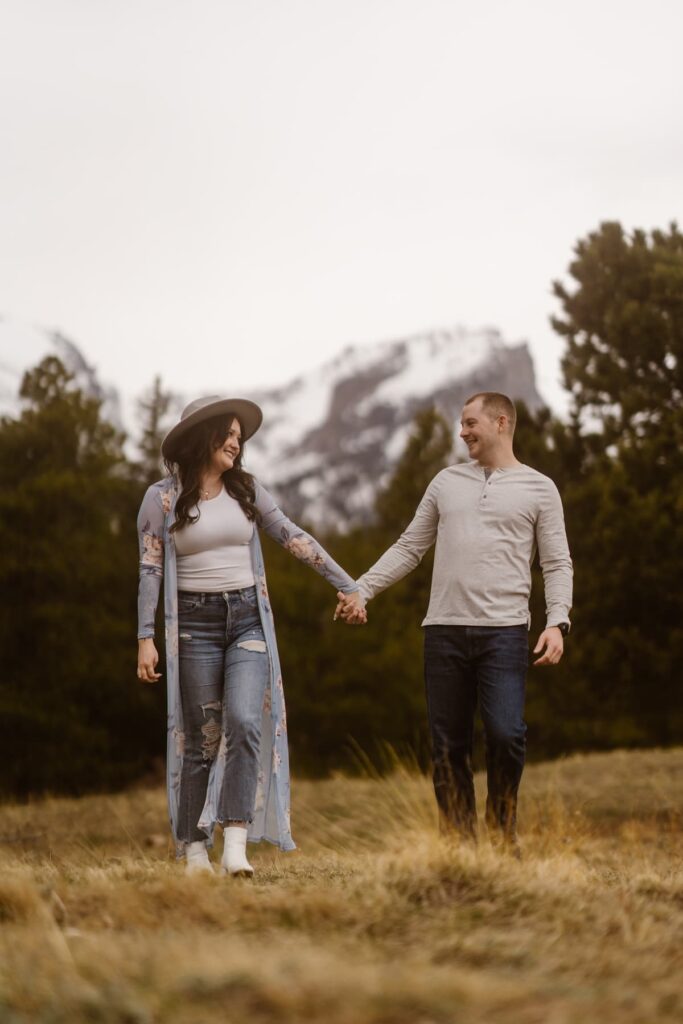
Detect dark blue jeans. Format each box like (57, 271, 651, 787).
(423, 624, 529, 840)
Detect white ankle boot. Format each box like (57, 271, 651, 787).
(221, 826, 254, 877)
(185, 840, 214, 876)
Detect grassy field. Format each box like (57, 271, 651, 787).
(0, 748, 681, 1024)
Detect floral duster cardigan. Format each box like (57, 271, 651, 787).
(137, 476, 359, 853)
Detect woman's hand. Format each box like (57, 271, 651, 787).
(334, 591, 367, 625)
(137, 638, 162, 682)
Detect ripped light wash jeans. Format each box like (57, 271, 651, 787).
(177, 585, 269, 844)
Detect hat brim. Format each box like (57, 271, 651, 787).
(161, 398, 263, 460)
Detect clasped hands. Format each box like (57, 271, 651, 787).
(334, 590, 367, 625)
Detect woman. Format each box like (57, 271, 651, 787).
(137, 395, 363, 876)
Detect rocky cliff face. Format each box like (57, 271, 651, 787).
(245, 326, 543, 529)
(1, 319, 543, 529)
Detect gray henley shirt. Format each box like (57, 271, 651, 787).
(357, 462, 573, 629)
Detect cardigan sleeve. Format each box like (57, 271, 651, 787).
(254, 481, 359, 594)
(137, 484, 165, 639)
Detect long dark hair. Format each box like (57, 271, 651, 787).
(165, 414, 259, 533)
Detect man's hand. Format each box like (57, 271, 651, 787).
(137, 638, 162, 682)
(533, 627, 564, 666)
(334, 590, 367, 625)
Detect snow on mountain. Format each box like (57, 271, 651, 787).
(244, 325, 543, 529)
(356, 328, 494, 412)
(0, 318, 123, 428)
(1, 318, 544, 528)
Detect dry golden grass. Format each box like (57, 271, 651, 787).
(0, 748, 681, 1023)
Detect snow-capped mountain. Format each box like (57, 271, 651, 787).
(244, 326, 543, 528)
(0, 318, 123, 428)
(1, 319, 543, 528)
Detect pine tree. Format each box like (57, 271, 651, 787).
(0, 357, 164, 795)
(136, 375, 174, 485)
(375, 406, 454, 534)
(538, 224, 683, 754)
(553, 221, 683, 452)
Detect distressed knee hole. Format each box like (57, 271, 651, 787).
(201, 700, 222, 713)
(237, 639, 267, 653)
(200, 701, 222, 760)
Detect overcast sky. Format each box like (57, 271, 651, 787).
(2, 0, 682, 413)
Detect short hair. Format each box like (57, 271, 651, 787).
(463, 392, 517, 433)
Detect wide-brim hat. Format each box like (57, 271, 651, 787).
(161, 395, 263, 460)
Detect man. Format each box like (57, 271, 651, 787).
(336, 392, 572, 851)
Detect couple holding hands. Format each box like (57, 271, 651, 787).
(137, 390, 572, 875)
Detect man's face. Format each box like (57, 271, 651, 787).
(459, 399, 500, 462)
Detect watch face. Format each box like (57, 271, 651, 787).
(558, 622, 570, 637)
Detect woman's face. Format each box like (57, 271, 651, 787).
(207, 417, 242, 476)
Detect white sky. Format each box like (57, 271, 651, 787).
(2, 0, 682, 413)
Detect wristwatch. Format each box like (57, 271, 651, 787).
(556, 622, 570, 637)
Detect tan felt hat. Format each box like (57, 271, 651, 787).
(161, 395, 263, 460)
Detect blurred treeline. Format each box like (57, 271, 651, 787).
(1, 221, 681, 797)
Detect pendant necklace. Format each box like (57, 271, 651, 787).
(200, 481, 221, 501)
